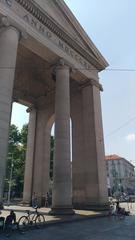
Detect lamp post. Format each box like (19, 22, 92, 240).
(7, 153, 14, 206)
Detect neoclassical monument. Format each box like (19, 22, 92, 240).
(0, 0, 108, 214)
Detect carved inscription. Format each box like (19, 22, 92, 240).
(1, 0, 91, 70)
(23, 14, 91, 70)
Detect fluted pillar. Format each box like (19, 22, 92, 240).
(23, 107, 37, 204)
(0, 26, 20, 202)
(51, 61, 74, 215)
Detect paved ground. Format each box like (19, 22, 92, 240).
(1, 214, 135, 240)
(0, 205, 107, 224)
(0, 202, 135, 239)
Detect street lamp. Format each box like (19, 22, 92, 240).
(7, 153, 14, 206)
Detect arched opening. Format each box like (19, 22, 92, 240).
(7, 102, 73, 206)
(48, 118, 73, 205)
(49, 119, 72, 177)
(5, 102, 29, 204)
(50, 123, 54, 184)
(40, 115, 54, 207)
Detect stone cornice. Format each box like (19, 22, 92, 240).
(14, 0, 104, 71)
(79, 79, 103, 91)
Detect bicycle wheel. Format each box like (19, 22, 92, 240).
(35, 214, 45, 228)
(29, 213, 36, 226)
(18, 216, 29, 232)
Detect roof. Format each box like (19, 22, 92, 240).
(105, 155, 123, 161)
(105, 155, 135, 168)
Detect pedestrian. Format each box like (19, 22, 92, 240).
(0, 210, 5, 231)
(5, 210, 16, 225)
(32, 192, 38, 208)
(5, 210, 16, 236)
(128, 196, 132, 209)
(116, 200, 122, 213)
(45, 192, 49, 208)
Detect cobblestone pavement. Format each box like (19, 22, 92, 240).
(1, 213, 135, 240)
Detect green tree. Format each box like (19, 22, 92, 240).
(6, 123, 54, 200)
(5, 125, 21, 194)
(20, 124, 28, 148)
(5, 124, 28, 199)
(9, 124, 21, 145)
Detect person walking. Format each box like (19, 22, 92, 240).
(45, 192, 49, 208)
(32, 192, 38, 208)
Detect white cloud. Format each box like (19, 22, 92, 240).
(126, 134, 135, 141)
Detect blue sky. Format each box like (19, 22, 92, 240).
(11, 0, 135, 163)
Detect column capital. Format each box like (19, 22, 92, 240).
(26, 106, 36, 113)
(79, 79, 103, 91)
(51, 58, 71, 81)
(56, 58, 70, 70)
(0, 16, 28, 40)
(52, 58, 71, 72)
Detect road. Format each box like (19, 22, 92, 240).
(1, 214, 135, 240)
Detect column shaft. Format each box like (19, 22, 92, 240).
(32, 110, 50, 206)
(23, 108, 37, 204)
(82, 84, 108, 209)
(51, 64, 74, 215)
(71, 92, 85, 206)
(0, 27, 19, 202)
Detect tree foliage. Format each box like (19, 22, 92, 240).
(20, 124, 28, 148)
(5, 124, 28, 198)
(5, 124, 54, 200)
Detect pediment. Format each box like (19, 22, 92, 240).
(33, 0, 108, 70)
(34, 0, 87, 48)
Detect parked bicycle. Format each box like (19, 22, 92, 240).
(17, 207, 45, 232)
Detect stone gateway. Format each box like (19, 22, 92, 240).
(0, 0, 108, 214)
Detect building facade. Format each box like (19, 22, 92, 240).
(106, 155, 135, 196)
(0, 0, 108, 214)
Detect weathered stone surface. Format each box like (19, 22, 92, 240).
(0, 0, 108, 212)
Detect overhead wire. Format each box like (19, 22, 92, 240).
(105, 115, 135, 138)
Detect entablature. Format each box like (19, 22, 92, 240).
(0, 0, 105, 81)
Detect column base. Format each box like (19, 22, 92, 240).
(20, 201, 31, 206)
(49, 206, 75, 215)
(73, 202, 109, 211)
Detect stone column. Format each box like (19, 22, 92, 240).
(0, 26, 19, 202)
(23, 107, 37, 204)
(71, 92, 86, 207)
(51, 61, 74, 215)
(32, 109, 51, 206)
(82, 81, 108, 209)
